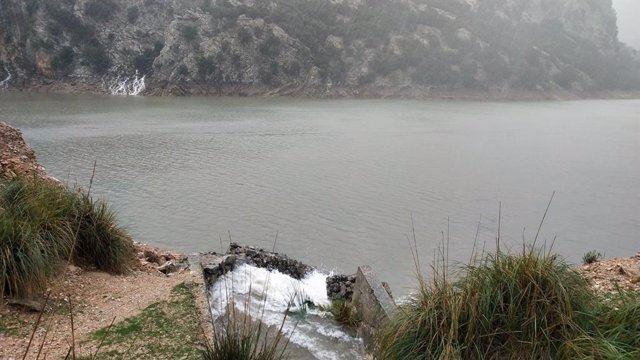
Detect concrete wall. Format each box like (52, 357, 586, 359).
(352, 265, 396, 351)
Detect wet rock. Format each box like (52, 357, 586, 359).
(201, 253, 236, 286)
(326, 274, 356, 301)
(229, 243, 312, 280)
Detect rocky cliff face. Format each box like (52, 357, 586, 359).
(0, 0, 639, 97)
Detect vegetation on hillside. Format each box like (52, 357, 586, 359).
(1, 0, 639, 93)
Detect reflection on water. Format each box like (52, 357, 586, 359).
(1, 93, 639, 294)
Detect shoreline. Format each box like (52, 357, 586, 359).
(4, 77, 640, 102)
(2, 240, 638, 358)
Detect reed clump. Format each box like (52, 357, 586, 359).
(0, 177, 134, 298)
(201, 295, 292, 360)
(201, 307, 290, 360)
(376, 246, 640, 360)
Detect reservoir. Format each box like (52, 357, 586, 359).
(1, 93, 638, 295)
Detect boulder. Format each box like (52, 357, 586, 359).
(201, 253, 236, 286)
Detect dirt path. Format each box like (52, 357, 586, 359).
(0, 245, 211, 360)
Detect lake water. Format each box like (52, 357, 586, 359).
(1, 93, 638, 295)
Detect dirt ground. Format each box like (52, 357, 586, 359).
(0, 244, 211, 360)
(579, 252, 640, 293)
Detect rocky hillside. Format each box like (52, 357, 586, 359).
(1, 0, 639, 97)
(0, 121, 49, 180)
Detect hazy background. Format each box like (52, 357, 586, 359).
(613, 0, 640, 49)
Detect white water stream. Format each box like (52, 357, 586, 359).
(108, 72, 146, 95)
(0, 66, 11, 90)
(209, 264, 366, 360)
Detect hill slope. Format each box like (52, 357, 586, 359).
(1, 0, 639, 97)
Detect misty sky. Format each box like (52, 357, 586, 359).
(613, 0, 640, 49)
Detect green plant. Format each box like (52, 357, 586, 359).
(238, 27, 253, 46)
(0, 179, 76, 297)
(590, 291, 640, 355)
(376, 247, 595, 360)
(85, 0, 118, 21)
(202, 270, 294, 360)
(182, 24, 199, 43)
(126, 6, 140, 24)
(52, 46, 75, 73)
(201, 301, 291, 360)
(0, 177, 134, 297)
(71, 192, 134, 274)
(81, 39, 111, 74)
(176, 64, 190, 78)
(133, 42, 163, 75)
(326, 299, 359, 327)
(583, 250, 603, 265)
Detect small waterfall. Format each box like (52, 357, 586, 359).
(0, 66, 11, 90)
(108, 72, 146, 95)
(209, 264, 366, 360)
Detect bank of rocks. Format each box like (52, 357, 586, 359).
(200, 242, 313, 286)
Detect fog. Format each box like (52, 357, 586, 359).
(613, 0, 640, 49)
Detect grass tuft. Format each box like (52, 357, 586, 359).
(0, 177, 134, 297)
(325, 299, 359, 328)
(582, 250, 603, 265)
(375, 246, 612, 360)
(71, 192, 134, 274)
(201, 301, 291, 360)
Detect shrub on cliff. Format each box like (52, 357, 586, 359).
(85, 0, 119, 21)
(0, 177, 134, 298)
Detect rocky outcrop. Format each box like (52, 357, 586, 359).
(0, 0, 638, 97)
(0, 121, 49, 180)
(200, 252, 236, 287)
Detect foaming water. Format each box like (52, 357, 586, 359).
(0, 94, 639, 295)
(0, 66, 11, 90)
(209, 264, 365, 360)
(107, 73, 146, 95)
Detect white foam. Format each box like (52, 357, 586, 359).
(108, 71, 146, 95)
(0, 66, 11, 90)
(208, 263, 365, 360)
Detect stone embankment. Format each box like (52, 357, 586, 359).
(199, 242, 314, 286)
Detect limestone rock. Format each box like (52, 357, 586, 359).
(0, 0, 637, 96)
